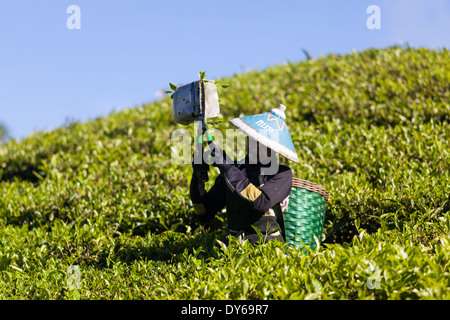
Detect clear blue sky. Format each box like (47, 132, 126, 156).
(1, 0, 449, 140)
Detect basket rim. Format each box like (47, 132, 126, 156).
(292, 177, 329, 202)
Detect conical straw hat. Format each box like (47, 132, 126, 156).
(229, 104, 299, 163)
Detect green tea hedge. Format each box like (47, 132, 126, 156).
(0, 46, 449, 299)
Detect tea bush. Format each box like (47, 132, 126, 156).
(0, 46, 449, 299)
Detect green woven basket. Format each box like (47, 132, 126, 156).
(283, 178, 329, 251)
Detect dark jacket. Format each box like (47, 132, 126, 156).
(190, 156, 292, 243)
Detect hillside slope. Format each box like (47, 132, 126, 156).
(0, 46, 449, 299)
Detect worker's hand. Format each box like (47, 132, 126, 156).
(208, 141, 234, 171)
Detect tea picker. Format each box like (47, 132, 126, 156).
(227, 106, 329, 249)
(172, 78, 328, 248)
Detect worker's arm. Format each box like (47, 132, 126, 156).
(223, 164, 292, 212)
(209, 141, 292, 212)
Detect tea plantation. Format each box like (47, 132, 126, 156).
(0, 46, 449, 299)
